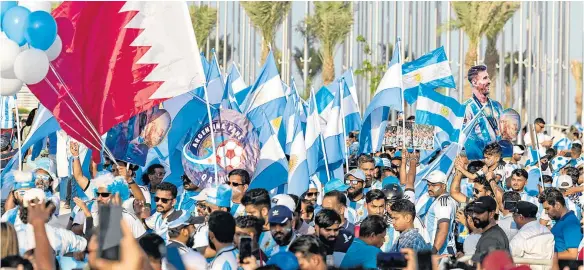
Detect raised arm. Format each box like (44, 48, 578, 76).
(117, 164, 146, 203)
(450, 167, 469, 204)
(28, 202, 56, 270)
(70, 142, 90, 190)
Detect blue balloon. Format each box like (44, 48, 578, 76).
(2, 6, 30, 45)
(24, 11, 57, 51)
(0, 1, 17, 31)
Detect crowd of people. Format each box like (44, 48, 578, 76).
(1, 66, 584, 270)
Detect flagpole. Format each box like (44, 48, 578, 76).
(529, 123, 545, 186)
(14, 98, 22, 170)
(339, 79, 350, 172)
(202, 83, 220, 185)
(311, 88, 331, 182)
(397, 38, 407, 153)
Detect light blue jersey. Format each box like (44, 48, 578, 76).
(0, 95, 16, 129)
(208, 245, 238, 270)
(348, 197, 367, 224)
(380, 224, 399, 252)
(145, 209, 183, 243)
(423, 194, 457, 255)
(175, 190, 199, 214)
(230, 202, 245, 218)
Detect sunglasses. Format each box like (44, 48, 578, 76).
(35, 174, 51, 181)
(97, 192, 111, 198)
(197, 202, 206, 208)
(154, 196, 172, 203)
(345, 179, 363, 186)
(226, 181, 245, 187)
(305, 192, 319, 197)
(473, 189, 480, 195)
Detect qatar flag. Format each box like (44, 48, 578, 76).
(28, 2, 206, 161)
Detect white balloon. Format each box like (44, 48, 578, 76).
(0, 37, 21, 72)
(14, 49, 49, 85)
(1, 77, 23, 96)
(45, 35, 62, 61)
(1, 67, 17, 79)
(18, 1, 52, 12)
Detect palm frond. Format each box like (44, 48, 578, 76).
(190, 5, 218, 49)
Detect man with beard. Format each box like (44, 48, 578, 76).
(322, 190, 355, 233)
(208, 211, 238, 270)
(313, 209, 353, 268)
(175, 174, 202, 213)
(538, 188, 583, 260)
(145, 182, 183, 243)
(166, 212, 207, 269)
(302, 181, 320, 207)
(470, 196, 510, 263)
(241, 188, 275, 255)
(235, 215, 269, 266)
(265, 205, 297, 257)
(357, 155, 376, 189)
(423, 171, 458, 256)
(345, 169, 367, 223)
(462, 65, 504, 158)
(193, 184, 233, 257)
(451, 163, 494, 204)
(227, 169, 250, 217)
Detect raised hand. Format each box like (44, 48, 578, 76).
(70, 141, 80, 157)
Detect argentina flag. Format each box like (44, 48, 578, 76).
(305, 92, 325, 177)
(415, 85, 465, 143)
(359, 41, 403, 154)
(402, 46, 455, 104)
(221, 63, 246, 112)
(341, 78, 361, 134)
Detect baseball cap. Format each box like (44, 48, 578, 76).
(323, 178, 349, 194)
(424, 171, 447, 184)
(513, 201, 538, 218)
(513, 146, 524, 155)
(346, 169, 366, 182)
(268, 205, 293, 224)
(471, 196, 497, 213)
(381, 158, 391, 168)
(394, 151, 402, 158)
(191, 188, 209, 201)
(266, 251, 299, 270)
(167, 212, 206, 230)
(557, 175, 573, 189)
(373, 157, 383, 167)
(271, 194, 296, 212)
(205, 184, 232, 208)
(381, 176, 399, 188)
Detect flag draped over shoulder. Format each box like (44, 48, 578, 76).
(28, 2, 206, 161)
(359, 41, 403, 154)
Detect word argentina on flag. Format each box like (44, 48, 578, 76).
(359, 41, 403, 154)
(415, 85, 465, 143)
(402, 46, 455, 104)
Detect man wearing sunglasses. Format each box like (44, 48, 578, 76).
(422, 171, 457, 256)
(145, 182, 183, 243)
(175, 174, 202, 214)
(1, 171, 36, 227)
(345, 169, 367, 224)
(226, 169, 250, 218)
(302, 180, 320, 206)
(30, 158, 60, 217)
(193, 184, 233, 258)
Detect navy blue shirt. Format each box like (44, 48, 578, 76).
(551, 211, 583, 252)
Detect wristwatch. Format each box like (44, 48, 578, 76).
(127, 180, 136, 185)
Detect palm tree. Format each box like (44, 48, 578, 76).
(441, 2, 519, 99)
(241, 2, 291, 63)
(190, 5, 217, 50)
(483, 3, 520, 92)
(572, 60, 583, 121)
(293, 23, 322, 97)
(502, 50, 529, 109)
(304, 2, 353, 85)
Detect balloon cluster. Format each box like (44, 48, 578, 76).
(0, 1, 62, 96)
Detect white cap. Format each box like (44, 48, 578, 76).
(191, 188, 209, 201)
(271, 194, 296, 212)
(557, 175, 573, 189)
(513, 146, 525, 155)
(424, 171, 447, 184)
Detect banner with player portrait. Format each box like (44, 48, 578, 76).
(182, 109, 260, 188)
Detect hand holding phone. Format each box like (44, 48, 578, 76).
(98, 204, 122, 261)
(239, 236, 253, 264)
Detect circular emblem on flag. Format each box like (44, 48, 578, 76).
(414, 73, 423, 83)
(182, 109, 260, 188)
(440, 106, 450, 117)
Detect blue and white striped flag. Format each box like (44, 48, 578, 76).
(305, 92, 325, 177)
(553, 137, 573, 151)
(241, 50, 287, 147)
(248, 112, 289, 192)
(323, 80, 345, 166)
(402, 46, 456, 104)
(287, 103, 309, 196)
(341, 78, 361, 134)
(221, 63, 245, 112)
(415, 85, 465, 143)
(1, 105, 60, 177)
(359, 41, 403, 154)
(525, 146, 540, 167)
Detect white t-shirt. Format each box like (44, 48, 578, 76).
(424, 194, 457, 255)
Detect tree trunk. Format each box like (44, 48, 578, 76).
(572, 60, 583, 121)
(484, 36, 499, 97)
(322, 51, 335, 85)
(463, 40, 479, 100)
(504, 85, 514, 109)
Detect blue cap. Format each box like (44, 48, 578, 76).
(205, 184, 232, 207)
(266, 251, 299, 270)
(374, 157, 383, 167)
(394, 151, 402, 158)
(268, 205, 293, 224)
(167, 212, 205, 229)
(382, 176, 400, 188)
(323, 178, 349, 194)
(12, 171, 35, 190)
